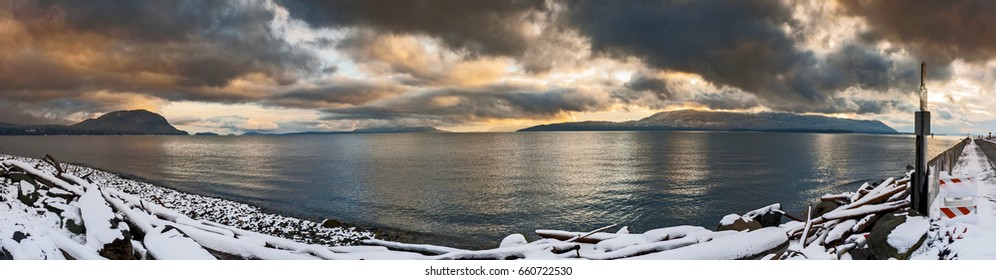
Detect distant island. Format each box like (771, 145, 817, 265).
(242, 126, 446, 136)
(0, 110, 188, 135)
(519, 110, 898, 134)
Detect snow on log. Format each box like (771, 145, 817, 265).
(166, 221, 318, 260)
(851, 213, 879, 233)
(47, 230, 106, 260)
(823, 219, 857, 246)
(820, 200, 909, 221)
(794, 205, 814, 247)
(361, 239, 465, 256)
(593, 225, 712, 252)
(586, 237, 702, 260)
(565, 224, 617, 243)
(887, 186, 911, 202)
(432, 242, 578, 260)
(852, 182, 873, 200)
(79, 186, 132, 259)
(144, 225, 215, 260)
(821, 193, 851, 203)
(1, 160, 84, 195)
(838, 178, 902, 211)
(1, 236, 57, 260)
(102, 191, 156, 234)
(585, 231, 732, 260)
(197, 219, 342, 256)
(534, 230, 617, 244)
(626, 227, 789, 260)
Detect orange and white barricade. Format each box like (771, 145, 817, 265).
(937, 176, 977, 219)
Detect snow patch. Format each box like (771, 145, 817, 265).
(79, 186, 125, 250)
(887, 216, 929, 253)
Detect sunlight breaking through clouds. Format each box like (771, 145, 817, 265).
(1, 0, 995, 134)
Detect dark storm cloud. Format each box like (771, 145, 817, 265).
(612, 73, 676, 108)
(322, 85, 608, 123)
(840, 0, 996, 67)
(624, 74, 673, 100)
(804, 44, 922, 94)
(268, 79, 405, 108)
(561, 0, 823, 104)
(0, 102, 74, 125)
(0, 0, 318, 113)
(822, 45, 894, 91)
(560, 0, 929, 112)
(277, 0, 546, 56)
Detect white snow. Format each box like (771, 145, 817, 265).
(824, 219, 856, 245)
(744, 203, 781, 220)
(851, 214, 876, 232)
(47, 230, 106, 260)
(615, 226, 629, 235)
(886, 216, 928, 253)
(719, 214, 741, 226)
(913, 139, 996, 259)
(593, 225, 711, 252)
(79, 186, 125, 250)
(821, 200, 908, 220)
(499, 234, 527, 248)
(143, 225, 216, 260)
(628, 227, 788, 260)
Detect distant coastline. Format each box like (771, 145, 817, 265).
(0, 110, 187, 136)
(519, 109, 899, 134)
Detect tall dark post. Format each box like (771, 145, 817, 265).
(913, 62, 930, 214)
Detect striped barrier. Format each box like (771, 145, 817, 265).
(940, 205, 977, 219)
(937, 177, 977, 220)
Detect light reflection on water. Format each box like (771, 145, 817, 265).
(0, 132, 963, 249)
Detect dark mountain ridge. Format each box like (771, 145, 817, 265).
(0, 110, 187, 135)
(519, 110, 898, 134)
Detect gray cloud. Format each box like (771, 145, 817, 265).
(0, 0, 318, 116)
(279, 0, 547, 56)
(690, 89, 763, 110)
(560, 1, 932, 113)
(268, 78, 407, 108)
(322, 85, 609, 124)
(841, 0, 996, 68)
(0, 0, 983, 129)
(624, 74, 672, 100)
(561, 0, 823, 105)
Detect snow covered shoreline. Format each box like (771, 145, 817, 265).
(0, 154, 380, 259)
(2, 145, 991, 259)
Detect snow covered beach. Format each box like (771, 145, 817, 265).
(2, 138, 995, 260)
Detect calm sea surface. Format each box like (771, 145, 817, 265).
(0, 132, 962, 248)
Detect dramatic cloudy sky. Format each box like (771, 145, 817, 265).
(2, 0, 995, 134)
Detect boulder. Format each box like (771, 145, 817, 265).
(98, 234, 136, 260)
(321, 218, 342, 228)
(812, 200, 840, 217)
(717, 214, 761, 231)
(744, 204, 783, 227)
(12, 231, 27, 242)
(499, 234, 528, 248)
(867, 209, 928, 260)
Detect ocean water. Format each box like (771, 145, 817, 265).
(0, 132, 963, 248)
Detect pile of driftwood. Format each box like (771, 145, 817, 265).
(782, 176, 914, 259)
(1, 154, 920, 260)
(0, 156, 389, 260)
(517, 174, 916, 260)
